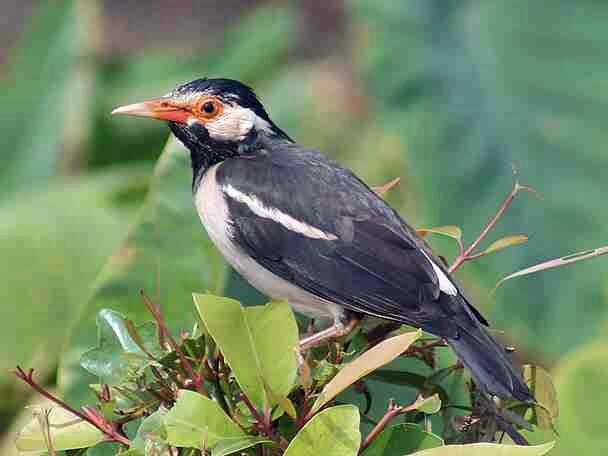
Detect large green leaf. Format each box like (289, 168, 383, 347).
(352, 0, 608, 357)
(283, 405, 361, 456)
(80, 309, 163, 385)
(0, 168, 145, 381)
(58, 138, 228, 405)
(310, 330, 421, 414)
(164, 390, 246, 449)
(409, 441, 555, 456)
(0, 0, 78, 199)
(520, 364, 558, 430)
(15, 407, 105, 452)
(194, 295, 299, 409)
(550, 341, 608, 454)
(130, 407, 169, 455)
(364, 423, 443, 456)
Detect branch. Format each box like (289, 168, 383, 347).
(449, 181, 537, 274)
(240, 394, 288, 450)
(13, 367, 131, 446)
(359, 395, 439, 454)
(359, 399, 409, 454)
(140, 290, 209, 396)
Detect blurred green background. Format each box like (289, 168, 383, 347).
(1, 0, 607, 453)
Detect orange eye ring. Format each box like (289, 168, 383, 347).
(195, 97, 223, 120)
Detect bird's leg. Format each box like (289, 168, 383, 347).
(295, 318, 360, 375)
(298, 318, 360, 351)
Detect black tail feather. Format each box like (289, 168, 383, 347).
(447, 320, 534, 402)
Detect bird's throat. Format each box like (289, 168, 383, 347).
(169, 122, 242, 191)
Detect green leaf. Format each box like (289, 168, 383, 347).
(15, 406, 105, 452)
(130, 407, 169, 454)
(479, 235, 529, 257)
(369, 369, 449, 400)
(284, 405, 361, 456)
(521, 364, 558, 430)
(59, 137, 229, 405)
(494, 245, 608, 291)
(80, 309, 162, 384)
(416, 226, 463, 242)
(409, 394, 442, 415)
(117, 450, 141, 456)
(408, 441, 555, 456)
(364, 423, 443, 456)
(194, 295, 299, 409)
(164, 390, 245, 450)
(264, 381, 298, 420)
(0, 168, 145, 387)
(310, 330, 421, 414)
(211, 436, 271, 456)
(551, 341, 608, 453)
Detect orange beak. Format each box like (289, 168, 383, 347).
(111, 98, 192, 124)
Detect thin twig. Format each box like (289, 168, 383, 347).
(359, 395, 437, 453)
(240, 393, 265, 426)
(359, 400, 403, 454)
(449, 181, 535, 274)
(13, 367, 131, 446)
(140, 290, 208, 396)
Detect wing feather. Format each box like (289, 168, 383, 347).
(219, 146, 487, 335)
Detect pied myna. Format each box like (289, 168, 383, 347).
(112, 78, 533, 402)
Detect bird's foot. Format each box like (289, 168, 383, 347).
(298, 318, 360, 351)
(295, 318, 359, 384)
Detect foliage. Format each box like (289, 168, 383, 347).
(14, 294, 556, 455)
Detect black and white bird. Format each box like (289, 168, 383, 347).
(112, 78, 533, 402)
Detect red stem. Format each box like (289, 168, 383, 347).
(140, 290, 208, 396)
(240, 394, 288, 450)
(449, 182, 532, 274)
(359, 396, 432, 454)
(359, 401, 403, 454)
(13, 367, 131, 446)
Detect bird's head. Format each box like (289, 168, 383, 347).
(112, 78, 291, 164)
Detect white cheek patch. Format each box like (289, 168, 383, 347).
(222, 184, 338, 241)
(206, 105, 257, 141)
(421, 250, 458, 296)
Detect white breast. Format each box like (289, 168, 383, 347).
(194, 164, 341, 321)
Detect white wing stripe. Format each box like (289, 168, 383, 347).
(421, 250, 458, 296)
(222, 184, 338, 241)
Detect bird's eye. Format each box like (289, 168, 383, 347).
(196, 98, 222, 120)
(202, 101, 215, 114)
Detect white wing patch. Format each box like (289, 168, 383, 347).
(421, 250, 458, 296)
(222, 184, 338, 241)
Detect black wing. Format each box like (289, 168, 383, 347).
(217, 144, 487, 337)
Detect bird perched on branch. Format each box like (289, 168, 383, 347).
(112, 78, 533, 402)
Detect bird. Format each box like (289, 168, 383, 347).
(112, 77, 533, 402)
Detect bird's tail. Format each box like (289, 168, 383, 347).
(446, 318, 534, 402)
